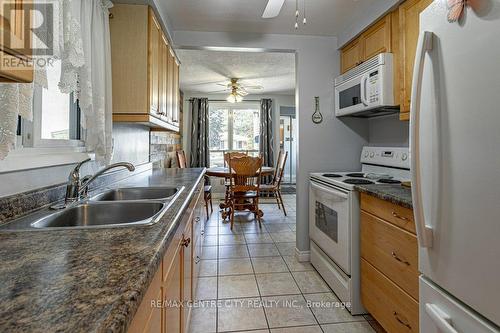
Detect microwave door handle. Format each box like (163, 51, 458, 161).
(410, 31, 434, 248)
(360, 74, 369, 106)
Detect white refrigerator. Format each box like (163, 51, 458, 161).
(411, 1, 500, 332)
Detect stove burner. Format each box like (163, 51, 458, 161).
(346, 173, 365, 178)
(378, 179, 402, 184)
(343, 179, 374, 185)
(323, 173, 342, 178)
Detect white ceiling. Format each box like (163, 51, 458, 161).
(161, 0, 379, 36)
(178, 49, 295, 95)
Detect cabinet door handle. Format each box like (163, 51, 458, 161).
(392, 211, 410, 222)
(195, 217, 201, 222)
(195, 256, 201, 264)
(181, 237, 191, 247)
(393, 311, 412, 330)
(201, 230, 205, 236)
(391, 251, 411, 266)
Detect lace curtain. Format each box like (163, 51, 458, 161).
(0, 0, 114, 163)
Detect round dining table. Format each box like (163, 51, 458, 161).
(205, 166, 275, 178)
(205, 166, 275, 221)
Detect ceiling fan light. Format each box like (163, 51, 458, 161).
(226, 94, 236, 103)
(236, 95, 243, 103)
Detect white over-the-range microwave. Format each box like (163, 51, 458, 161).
(334, 53, 399, 117)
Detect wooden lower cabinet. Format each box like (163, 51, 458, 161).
(128, 266, 163, 333)
(181, 221, 193, 331)
(163, 244, 182, 333)
(128, 180, 204, 333)
(361, 259, 419, 332)
(360, 194, 419, 333)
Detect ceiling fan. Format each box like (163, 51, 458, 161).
(262, 0, 286, 18)
(211, 78, 263, 103)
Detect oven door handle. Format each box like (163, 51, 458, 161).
(311, 181, 349, 199)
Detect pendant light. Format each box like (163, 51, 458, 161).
(295, 0, 299, 29)
(303, 0, 307, 25)
(294, 0, 307, 29)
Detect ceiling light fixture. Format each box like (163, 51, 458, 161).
(226, 89, 243, 103)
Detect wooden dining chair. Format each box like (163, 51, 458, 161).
(176, 150, 188, 168)
(223, 151, 248, 167)
(176, 150, 213, 219)
(260, 151, 288, 216)
(222, 151, 248, 205)
(227, 154, 263, 230)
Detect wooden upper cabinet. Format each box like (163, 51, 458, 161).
(341, 39, 362, 74)
(110, 4, 180, 132)
(166, 48, 175, 123)
(148, 9, 161, 116)
(159, 34, 169, 121)
(172, 59, 180, 124)
(399, 0, 434, 120)
(362, 14, 392, 61)
(340, 13, 392, 74)
(0, 0, 33, 82)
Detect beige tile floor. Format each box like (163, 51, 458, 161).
(189, 195, 379, 333)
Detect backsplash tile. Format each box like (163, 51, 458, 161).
(150, 131, 182, 168)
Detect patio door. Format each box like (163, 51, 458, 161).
(280, 114, 296, 184)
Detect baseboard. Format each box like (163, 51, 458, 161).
(295, 248, 311, 262)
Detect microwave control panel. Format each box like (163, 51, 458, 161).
(368, 70, 380, 104)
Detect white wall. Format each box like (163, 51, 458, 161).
(368, 114, 409, 147)
(174, 31, 369, 253)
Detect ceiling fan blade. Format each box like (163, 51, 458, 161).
(262, 0, 285, 18)
(243, 85, 263, 90)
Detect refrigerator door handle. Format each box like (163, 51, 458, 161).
(410, 31, 434, 248)
(425, 303, 459, 333)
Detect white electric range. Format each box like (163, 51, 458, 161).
(309, 146, 410, 315)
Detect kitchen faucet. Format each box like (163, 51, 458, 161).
(58, 158, 135, 207)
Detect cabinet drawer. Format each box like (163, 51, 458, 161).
(361, 211, 418, 299)
(361, 259, 419, 333)
(360, 193, 415, 234)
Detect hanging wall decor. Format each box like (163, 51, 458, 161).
(447, 0, 466, 22)
(312, 96, 323, 124)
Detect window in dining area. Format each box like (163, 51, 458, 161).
(208, 103, 260, 167)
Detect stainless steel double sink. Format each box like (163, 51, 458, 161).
(0, 187, 183, 231)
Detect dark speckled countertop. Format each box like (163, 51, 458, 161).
(0, 168, 205, 333)
(355, 184, 413, 209)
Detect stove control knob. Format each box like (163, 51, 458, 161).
(364, 151, 369, 158)
(369, 152, 375, 158)
(402, 153, 408, 161)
